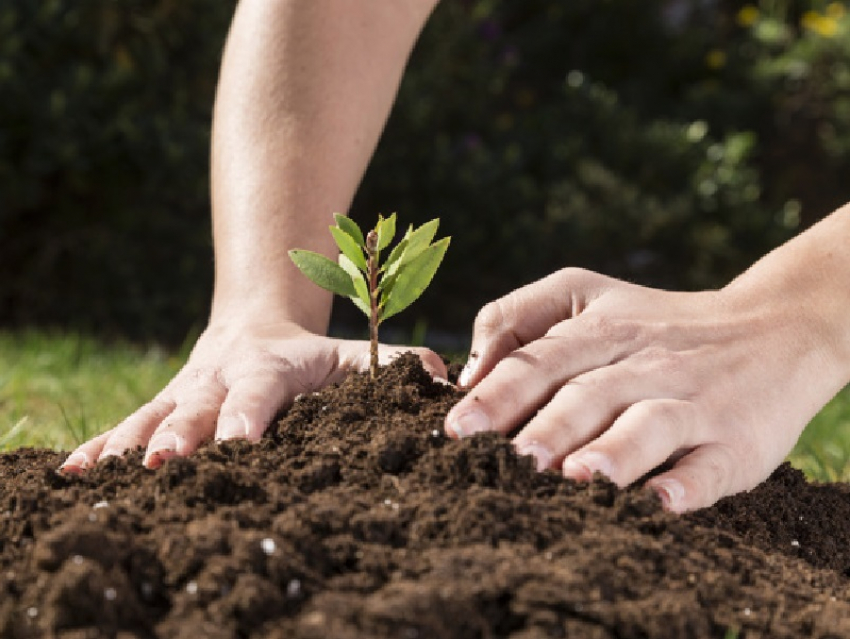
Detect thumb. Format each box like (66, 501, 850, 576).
(459, 267, 605, 388)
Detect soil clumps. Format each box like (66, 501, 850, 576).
(1, 353, 849, 638)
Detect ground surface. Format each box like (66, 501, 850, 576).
(2, 353, 850, 638)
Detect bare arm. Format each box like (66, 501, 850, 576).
(211, 0, 441, 330)
(62, 0, 442, 472)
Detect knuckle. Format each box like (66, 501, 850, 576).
(578, 313, 637, 344)
(475, 300, 508, 334)
(555, 266, 593, 284)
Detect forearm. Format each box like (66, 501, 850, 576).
(209, 0, 438, 332)
(725, 204, 850, 388)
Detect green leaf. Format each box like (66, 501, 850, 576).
(289, 249, 356, 298)
(386, 218, 440, 277)
(330, 226, 367, 272)
(379, 236, 450, 323)
(380, 237, 409, 274)
(339, 254, 370, 316)
(377, 271, 399, 305)
(375, 212, 397, 252)
(333, 213, 365, 246)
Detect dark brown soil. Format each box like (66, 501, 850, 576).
(2, 353, 850, 638)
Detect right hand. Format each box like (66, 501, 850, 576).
(60, 319, 447, 472)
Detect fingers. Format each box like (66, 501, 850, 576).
(60, 399, 176, 473)
(508, 362, 685, 470)
(215, 373, 291, 442)
(337, 341, 449, 382)
(646, 444, 739, 514)
(557, 398, 695, 484)
(446, 317, 628, 439)
(459, 268, 609, 387)
(385, 346, 448, 381)
(143, 373, 228, 468)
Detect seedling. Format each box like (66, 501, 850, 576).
(289, 213, 450, 378)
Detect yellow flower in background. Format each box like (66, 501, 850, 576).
(705, 49, 727, 70)
(826, 2, 846, 19)
(736, 5, 760, 27)
(802, 10, 839, 37)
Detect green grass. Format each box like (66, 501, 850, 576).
(790, 384, 850, 482)
(1, 329, 849, 482)
(0, 330, 183, 452)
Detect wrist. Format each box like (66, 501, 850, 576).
(209, 281, 333, 335)
(722, 209, 850, 386)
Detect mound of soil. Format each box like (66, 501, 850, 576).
(2, 353, 850, 638)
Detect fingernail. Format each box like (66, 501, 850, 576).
(653, 479, 685, 512)
(458, 351, 480, 388)
(216, 414, 250, 441)
(516, 441, 553, 472)
(446, 408, 491, 439)
(145, 432, 185, 465)
(562, 451, 614, 482)
(60, 452, 90, 472)
(99, 448, 124, 460)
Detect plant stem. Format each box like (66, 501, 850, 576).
(366, 231, 380, 379)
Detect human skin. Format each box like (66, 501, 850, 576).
(61, 2, 850, 514)
(60, 0, 444, 472)
(446, 205, 850, 512)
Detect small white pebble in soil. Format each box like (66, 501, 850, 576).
(72, 555, 84, 565)
(831, 596, 837, 602)
(141, 582, 154, 599)
(26, 607, 38, 618)
(743, 607, 751, 616)
(799, 515, 804, 521)
(87, 513, 98, 523)
(93, 500, 109, 509)
(185, 581, 198, 595)
(286, 579, 302, 598)
(104, 587, 117, 601)
(431, 429, 440, 438)
(332, 446, 340, 453)
(544, 551, 553, 560)
(791, 540, 800, 548)
(383, 498, 392, 506)
(294, 393, 304, 402)
(260, 538, 277, 556)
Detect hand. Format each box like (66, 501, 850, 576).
(61, 319, 446, 472)
(445, 267, 845, 513)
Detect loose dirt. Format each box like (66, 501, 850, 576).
(2, 353, 850, 638)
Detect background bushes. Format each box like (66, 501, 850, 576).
(1, 0, 849, 343)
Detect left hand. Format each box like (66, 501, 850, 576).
(445, 267, 844, 513)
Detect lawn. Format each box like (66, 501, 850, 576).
(2, 329, 849, 482)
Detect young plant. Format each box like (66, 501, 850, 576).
(289, 213, 450, 379)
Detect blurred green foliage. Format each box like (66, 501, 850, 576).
(0, 0, 235, 341)
(1, 0, 849, 341)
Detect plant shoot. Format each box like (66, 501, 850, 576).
(289, 213, 450, 378)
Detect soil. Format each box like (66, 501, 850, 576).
(2, 352, 850, 639)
